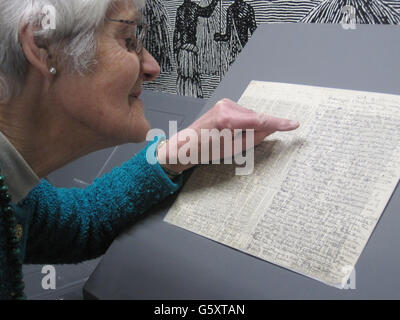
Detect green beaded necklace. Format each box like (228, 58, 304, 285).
(0, 171, 26, 300)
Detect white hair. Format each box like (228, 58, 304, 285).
(0, 0, 145, 103)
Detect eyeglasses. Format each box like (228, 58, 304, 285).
(107, 18, 148, 55)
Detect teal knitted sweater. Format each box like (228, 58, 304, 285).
(0, 136, 183, 299)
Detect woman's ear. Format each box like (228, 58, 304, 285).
(19, 24, 53, 79)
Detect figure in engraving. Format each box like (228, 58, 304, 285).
(196, 0, 223, 76)
(173, 0, 219, 98)
(214, 0, 257, 64)
(140, 0, 174, 72)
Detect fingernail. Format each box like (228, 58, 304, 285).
(279, 120, 299, 130)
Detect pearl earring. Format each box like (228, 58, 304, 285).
(49, 67, 57, 75)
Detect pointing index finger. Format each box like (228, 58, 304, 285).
(261, 114, 300, 131)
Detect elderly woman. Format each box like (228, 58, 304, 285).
(0, 0, 299, 300)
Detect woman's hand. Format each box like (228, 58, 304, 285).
(157, 98, 300, 174)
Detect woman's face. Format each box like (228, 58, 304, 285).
(51, 2, 160, 145)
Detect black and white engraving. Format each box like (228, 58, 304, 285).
(173, 0, 219, 98)
(142, 1, 400, 99)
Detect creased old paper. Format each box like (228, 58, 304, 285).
(164, 81, 400, 287)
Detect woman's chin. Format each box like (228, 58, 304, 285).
(127, 118, 151, 143)
(123, 97, 150, 141)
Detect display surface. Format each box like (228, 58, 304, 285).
(142, 1, 400, 99)
(165, 80, 400, 287)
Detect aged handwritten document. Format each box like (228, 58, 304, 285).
(164, 81, 400, 287)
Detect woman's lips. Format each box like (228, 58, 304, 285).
(128, 91, 143, 105)
(130, 89, 142, 98)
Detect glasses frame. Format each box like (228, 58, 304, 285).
(107, 18, 148, 55)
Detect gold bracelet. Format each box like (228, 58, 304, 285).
(156, 139, 183, 178)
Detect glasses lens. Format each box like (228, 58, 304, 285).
(108, 18, 145, 54)
(136, 24, 148, 54)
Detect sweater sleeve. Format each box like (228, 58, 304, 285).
(22, 136, 183, 264)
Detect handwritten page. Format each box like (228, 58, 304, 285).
(164, 81, 400, 287)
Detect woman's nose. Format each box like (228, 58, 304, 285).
(140, 48, 161, 82)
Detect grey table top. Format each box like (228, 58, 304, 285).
(83, 23, 400, 299)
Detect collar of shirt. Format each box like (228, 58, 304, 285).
(0, 131, 40, 204)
